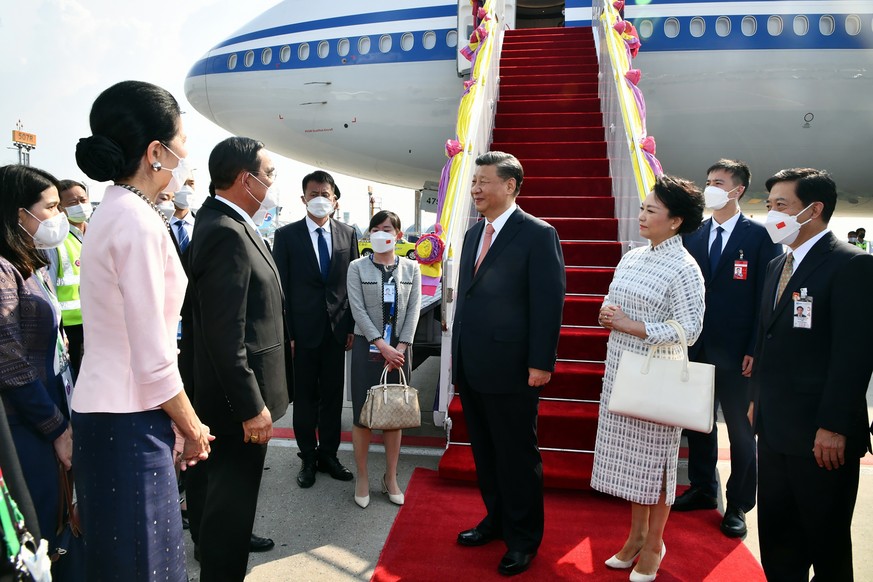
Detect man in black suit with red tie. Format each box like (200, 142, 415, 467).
(452, 151, 565, 576)
(677, 160, 781, 538)
(754, 168, 873, 581)
(272, 171, 359, 488)
(186, 137, 290, 581)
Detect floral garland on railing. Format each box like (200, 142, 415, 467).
(605, 0, 663, 188)
(416, 0, 495, 296)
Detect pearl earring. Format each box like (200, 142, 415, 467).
(152, 161, 162, 171)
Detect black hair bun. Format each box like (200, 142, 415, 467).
(75, 135, 126, 182)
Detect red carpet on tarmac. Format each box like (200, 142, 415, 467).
(372, 469, 765, 581)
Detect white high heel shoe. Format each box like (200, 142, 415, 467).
(629, 543, 666, 582)
(381, 474, 405, 505)
(354, 479, 370, 508)
(605, 548, 641, 569)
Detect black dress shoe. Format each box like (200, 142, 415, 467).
(672, 487, 717, 512)
(249, 534, 275, 552)
(498, 550, 536, 576)
(720, 504, 747, 538)
(318, 456, 354, 481)
(297, 453, 317, 488)
(457, 527, 500, 547)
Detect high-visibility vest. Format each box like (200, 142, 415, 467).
(55, 233, 82, 326)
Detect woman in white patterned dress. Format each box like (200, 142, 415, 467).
(591, 175, 705, 582)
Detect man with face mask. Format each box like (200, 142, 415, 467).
(185, 137, 290, 581)
(677, 160, 781, 538)
(753, 168, 873, 581)
(272, 170, 359, 489)
(171, 178, 196, 253)
(46, 179, 92, 380)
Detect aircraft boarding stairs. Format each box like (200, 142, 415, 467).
(438, 26, 622, 490)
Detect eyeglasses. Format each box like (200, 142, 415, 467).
(255, 169, 277, 180)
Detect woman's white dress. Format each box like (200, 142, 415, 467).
(590, 234, 705, 505)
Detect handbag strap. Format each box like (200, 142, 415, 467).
(56, 466, 81, 537)
(664, 319, 691, 381)
(379, 364, 408, 387)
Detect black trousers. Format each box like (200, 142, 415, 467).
(459, 378, 543, 554)
(292, 323, 346, 458)
(757, 434, 859, 582)
(64, 323, 84, 382)
(185, 430, 267, 582)
(685, 366, 757, 510)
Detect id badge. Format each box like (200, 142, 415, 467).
(793, 293, 812, 329)
(384, 283, 396, 303)
(733, 260, 748, 280)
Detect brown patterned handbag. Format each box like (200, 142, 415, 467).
(359, 366, 421, 430)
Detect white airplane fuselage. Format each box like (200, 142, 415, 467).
(185, 0, 873, 203)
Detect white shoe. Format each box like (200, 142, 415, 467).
(629, 543, 666, 582)
(381, 474, 405, 505)
(354, 480, 370, 508)
(605, 548, 640, 569)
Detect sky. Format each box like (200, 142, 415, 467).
(0, 0, 422, 233)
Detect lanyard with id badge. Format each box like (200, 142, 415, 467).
(370, 256, 398, 357)
(793, 287, 812, 329)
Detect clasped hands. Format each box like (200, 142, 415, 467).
(174, 423, 215, 471)
(376, 339, 406, 370)
(598, 304, 627, 331)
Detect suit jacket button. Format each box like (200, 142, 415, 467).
(766, 333, 772, 339)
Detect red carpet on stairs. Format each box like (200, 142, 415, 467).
(439, 26, 620, 490)
(373, 469, 766, 581)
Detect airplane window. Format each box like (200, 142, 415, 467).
(767, 16, 783, 36)
(446, 30, 458, 48)
(380, 34, 393, 53)
(338, 38, 350, 57)
(299, 43, 310, 61)
(715, 16, 731, 37)
(262, 48, 272, 65)
(638, 20, 653, 39)
(280, 45, 291, 62)
(819, 15, 835, 36)
(741, 16, 757, 36)
(401, 32, 414, 51)
(423, 31, 436, 49)
(845, 14, 862, 36)
(664, 18, 680, 39)
(228, 54, 238, 70)
(690, 17, 705, 38)
(793, 16, 809, 36)
(359, 37, 371, 54)
(244, 50, 254, 67)
(318, 41, 329, 58)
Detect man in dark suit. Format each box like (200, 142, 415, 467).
(272, 170, 359, 488)
(452, 151, 565, 576)
(754, 168, 873, 581)
(185, 137, 290, 581)
(677, 160, 781, 538)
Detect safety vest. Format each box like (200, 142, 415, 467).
(55, 233, 82, 326)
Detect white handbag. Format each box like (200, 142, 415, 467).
(608, 320, 715, 433)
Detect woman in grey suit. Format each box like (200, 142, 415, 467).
(347, 210, 421, 508)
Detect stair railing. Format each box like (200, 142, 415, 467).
(594, 1, 654, 250)
(432, 0, 507, 430)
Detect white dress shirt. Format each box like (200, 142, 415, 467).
(708, 210, 741, 252)
(476, 202, 518, 260)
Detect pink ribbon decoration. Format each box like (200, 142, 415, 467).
(613, 20, 626, 35)
(625, 69, 641, 85)
(463, 78, 477, 94)
(445, 139, 463, 158)
(613, 1, 625, 11)
(640, 136, 656, 155)
(478, 7, 488, 20)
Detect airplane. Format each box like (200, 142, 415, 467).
(184, 0, 873, 214)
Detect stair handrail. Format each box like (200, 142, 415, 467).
(429, 0, 507, 429)
(594, 1, 660, 249)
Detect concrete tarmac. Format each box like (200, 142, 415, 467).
(183, 356, 873, 581)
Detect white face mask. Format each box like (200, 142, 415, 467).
(65, 202, 92, 223)
(160, 144, 192, 194)
(703, 185, 738, 210)
(20, 210, 70, 249)
(173, 185, 193, 209)
(306, 197, 335, 219)
(370, 231, 397, 253)
(246, 173, 280, 226)
(157, 201, 176, 219)
(764, 203, 814, 245)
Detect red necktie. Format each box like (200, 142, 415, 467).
(475, 223, 495, 274)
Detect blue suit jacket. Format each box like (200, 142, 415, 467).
(683, 214, 782, 370)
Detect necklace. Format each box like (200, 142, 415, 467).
(116, 183, 173, 233)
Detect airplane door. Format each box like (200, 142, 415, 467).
(456, 1, 517, 75)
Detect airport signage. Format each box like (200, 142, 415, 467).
(420, 188, 439, 213)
